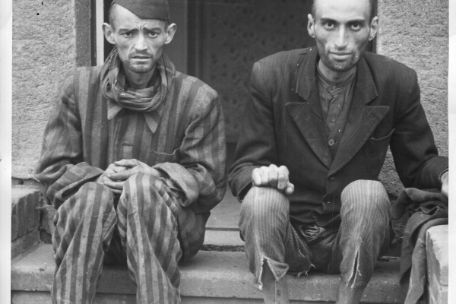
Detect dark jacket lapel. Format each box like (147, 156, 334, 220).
(286, 48, 331, 168)
(329, 56, 389, 175)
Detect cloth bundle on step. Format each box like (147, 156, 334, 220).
(392, 188, 447, 304)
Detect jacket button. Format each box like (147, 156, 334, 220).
(328, 139, 335, 146)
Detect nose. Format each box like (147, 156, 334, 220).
(134, 33, 147, 51)
(334, 27, 348, 49)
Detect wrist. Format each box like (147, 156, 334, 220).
(439, 170, 448, 185)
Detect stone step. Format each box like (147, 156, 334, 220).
(11, 186, 42, 258)
(12, 243, 402, 304)
(206, 189, 239, 230)
(32, 185, 245, 250)
(204, 189, 244, 249)
(203, 229, 243, 250)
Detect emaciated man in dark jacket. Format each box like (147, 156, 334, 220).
(229, 0, 448, 303)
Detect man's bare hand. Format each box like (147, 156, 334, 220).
(441, 171, 448, 197)
(97, 159, 159, 193)
(96, 163, 127, 193)
(108, 159, 160, 182)
(251, 164, 294, 194)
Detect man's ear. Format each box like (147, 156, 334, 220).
(164, 23, 177, 45)
(307, 14, 316, 38)
(368, 16, 379, 41)
(103, 23, 116, 45)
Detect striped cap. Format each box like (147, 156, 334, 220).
(112, 0, 170, 21)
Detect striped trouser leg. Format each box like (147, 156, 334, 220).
(239, 186, 313, 290)
(338, 179, 391, 289)
(52, 182, 117, 304)
(117, 173, 182, 304)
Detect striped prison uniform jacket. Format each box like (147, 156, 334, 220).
(35, 62, 226, 304)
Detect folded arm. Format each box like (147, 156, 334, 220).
(153, 89, 227, 212)
(35, 74, 103, 207)
(229, 61, 287, 199)
(390, 71, 448, 192)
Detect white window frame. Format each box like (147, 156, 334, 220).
(95, 0, 105, 66)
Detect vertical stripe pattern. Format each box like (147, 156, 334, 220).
(239, 180, 391, 294)
(239, 187, 312, 289)
(51, 174, 204, 303)
(36, 66, 226, 213)
(37, 61, 226, 303)
(338, 179, 391, 288)
(118, 173, 182, 304)
(52, 182, 116, 304)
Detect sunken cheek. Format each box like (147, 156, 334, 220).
(318, 30, 365, 50)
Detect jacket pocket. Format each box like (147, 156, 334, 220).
(363, 128, 395, 173)
(368, 128, 395, 142)
(150, 149, 177, 164)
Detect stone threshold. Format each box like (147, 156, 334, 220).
(12, 243, 402, 303)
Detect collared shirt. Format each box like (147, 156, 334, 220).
(317, 68, 356, 157)
(36, 60, 226, 213)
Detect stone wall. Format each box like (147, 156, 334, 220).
(13, 0, 78, 179)
(377, 0, 448, 196)
(12, 0, 449, 193)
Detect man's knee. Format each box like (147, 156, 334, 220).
(340, 179, 390, 215)
(240, 186, 289, 223)
(120, 173, 173, 219)
(123, 172, 163, 198)
(53, 182, 116, 248)
(59, 182, 114, 221)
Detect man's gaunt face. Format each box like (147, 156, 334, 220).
(104, 5, 175, 75)
(308, 0, 378, 75)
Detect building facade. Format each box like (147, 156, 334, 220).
(13, 0, 449, 197)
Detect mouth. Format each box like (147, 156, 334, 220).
(330, 52, 351, 60)
(131, 55, 152, 60)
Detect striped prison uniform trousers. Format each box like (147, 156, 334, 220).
(239, 179, 391, 294)
(52, 172, 206, 304)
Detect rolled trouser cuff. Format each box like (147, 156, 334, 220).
(239, 187, 292, 289)
(339, 179, 391, 288)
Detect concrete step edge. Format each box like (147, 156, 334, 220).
(12, 243, 402, 303)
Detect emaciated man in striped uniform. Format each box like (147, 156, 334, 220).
(35, 0, 226, 303)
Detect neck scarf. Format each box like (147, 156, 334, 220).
(101, 48, 175, 113)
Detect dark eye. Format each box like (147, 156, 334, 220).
(323, 21, 336, 30)
(350, 23, 362, 31)
(121, 31, 134, 38)
(147, 31, 159, 38)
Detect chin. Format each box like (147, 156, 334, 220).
(130, 65, 155, 74)
(330, 61, 356, 72)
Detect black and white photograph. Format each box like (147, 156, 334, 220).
(2, 0, 455, 303)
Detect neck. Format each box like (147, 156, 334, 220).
(123, 66, 156, 90)
(318, 61, 356, 84)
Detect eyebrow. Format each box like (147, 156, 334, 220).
(118, 27, 137, 32)
(142, 26, 163, 32)
(117, 25, 163, 32)
(319, 17, 367, 23)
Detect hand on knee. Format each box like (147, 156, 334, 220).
(251, 164, 294, 194)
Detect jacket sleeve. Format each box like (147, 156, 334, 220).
(154, 87, 226, 212)
(35, 73, 103, 208)
(390, 70, 448, 189)
(228, 61, 279, 200)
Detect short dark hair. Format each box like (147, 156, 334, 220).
(311, 0, 377, 21)
(108, 3, 170, 30)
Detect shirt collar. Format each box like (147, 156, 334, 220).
(107, 99, 161, 133)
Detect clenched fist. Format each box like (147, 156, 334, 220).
(251, 164, 294, 194)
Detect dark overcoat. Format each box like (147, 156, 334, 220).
(229, 47, 447, 228)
